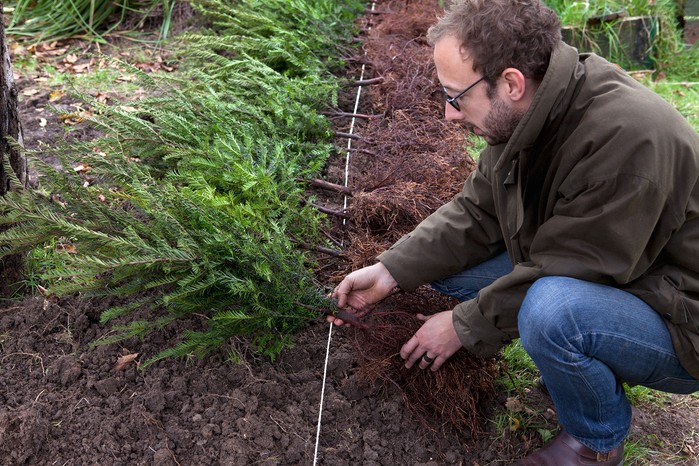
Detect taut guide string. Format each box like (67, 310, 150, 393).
(313, 2, 377, 464)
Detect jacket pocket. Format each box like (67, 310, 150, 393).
(659, 275, 691, 327)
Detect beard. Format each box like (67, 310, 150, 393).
(479, 94, 526, 145)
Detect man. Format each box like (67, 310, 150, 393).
(329, 0, 699, 464)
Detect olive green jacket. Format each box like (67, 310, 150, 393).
(378, 42, 699, 378)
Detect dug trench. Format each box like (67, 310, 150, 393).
(1, 0, 699, 465)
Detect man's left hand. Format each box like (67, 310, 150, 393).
(400, 310, 463, 371)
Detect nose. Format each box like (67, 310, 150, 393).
(444, 102, 464, 121)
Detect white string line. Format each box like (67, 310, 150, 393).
(313, 322, 334, 466)
(313, 2, 376, 464)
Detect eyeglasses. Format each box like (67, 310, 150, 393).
(443, 76, 485, 111)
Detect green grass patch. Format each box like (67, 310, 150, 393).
(5, 0, 175, 43)
(624, 384, 673, 406)
(647, 80, 699, 131)
(545, 0, 699, 77)
(24, 237, 72, 293)
(465, 133, 486, 162)
(545, 0, 675, 26)
(498, 340, 539, 393)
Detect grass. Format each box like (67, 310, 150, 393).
(465, 133, 486, 161)
(24, 237, 71, 294)
(545, 0, 676, 26)
(647, 79, 699, 131)
(544, 0, 699, 75)
(498, 340, 539, 394)
(495, 341, 557, 443)
(11, 40, 169, 95)
(5, 0, 175, 44)
(25, 62, 143, 95)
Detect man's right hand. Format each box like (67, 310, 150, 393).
(329, 262, 398, 326)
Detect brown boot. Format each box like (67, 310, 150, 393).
(512, 431, 624, 466)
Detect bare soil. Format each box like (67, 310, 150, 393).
(2, 1, 698, 465)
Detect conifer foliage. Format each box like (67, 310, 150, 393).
(0, 0, 364, 365)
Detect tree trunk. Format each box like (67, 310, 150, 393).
(0, 3, 27, 297)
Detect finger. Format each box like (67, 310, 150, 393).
(400, 336, 419, 361)
(403, 341, 427, 369)
(405, 349, 424, 369)
(429, 355, 446, 371)
(333, 290, 347, 308)
(332, 279, 352, 307)
(416, 313, 432, 322)
(418, 353, 436, 370)
(326, 315, 345, 326)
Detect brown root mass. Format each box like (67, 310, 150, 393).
(348, 291, 498, 442)
(318, 0, 497, 442)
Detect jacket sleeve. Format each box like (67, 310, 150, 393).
(378, 153, 505, 290)
(454, 171, 676, 357)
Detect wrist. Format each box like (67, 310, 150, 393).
(374, 261, 398, 291)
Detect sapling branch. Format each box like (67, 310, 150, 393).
(305, 178, 353, 195)
(309, 202, 350, 219)
(294, 300, 368, 329)
(348, 76, 384, 86)
(342, 147, 377, 156)
(321, 229, 343, 248)
(314, 245, 344, 257)
(334, 131, 364, 141)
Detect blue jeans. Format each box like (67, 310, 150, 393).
(431, 253, 699, 453)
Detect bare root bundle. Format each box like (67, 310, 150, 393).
(350, 182, 437, 236)
(342, 230, 392, 271)
(321, 0, 476, 281)
(349, 291, 499, 442)
(318, 0, 501, 446)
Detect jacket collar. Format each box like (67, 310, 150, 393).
(493, 42, 581, 171)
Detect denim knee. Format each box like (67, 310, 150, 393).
(518, 276, 576, 354)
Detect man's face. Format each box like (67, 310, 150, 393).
(434, 35, 524, 145)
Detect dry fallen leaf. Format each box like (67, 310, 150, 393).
(628, 69, 654, 81)
(95, 92, 110, 104)
(510, 416, 521, 432)
(505, 396, 523, 412)
(56, 243, 77, 254)
(72, 62, 91, 74)
(11, 43, 27, 58)
(114, 353, 139, 371)
(50, 193, 66, 207)
(49, 90, 65, 102)
(60, 111, 93, 125)
(37, 286, 59, 306)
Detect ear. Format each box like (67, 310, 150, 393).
(499, 67, 527, 102)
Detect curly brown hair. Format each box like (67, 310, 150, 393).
(427, 0, 560, 88)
